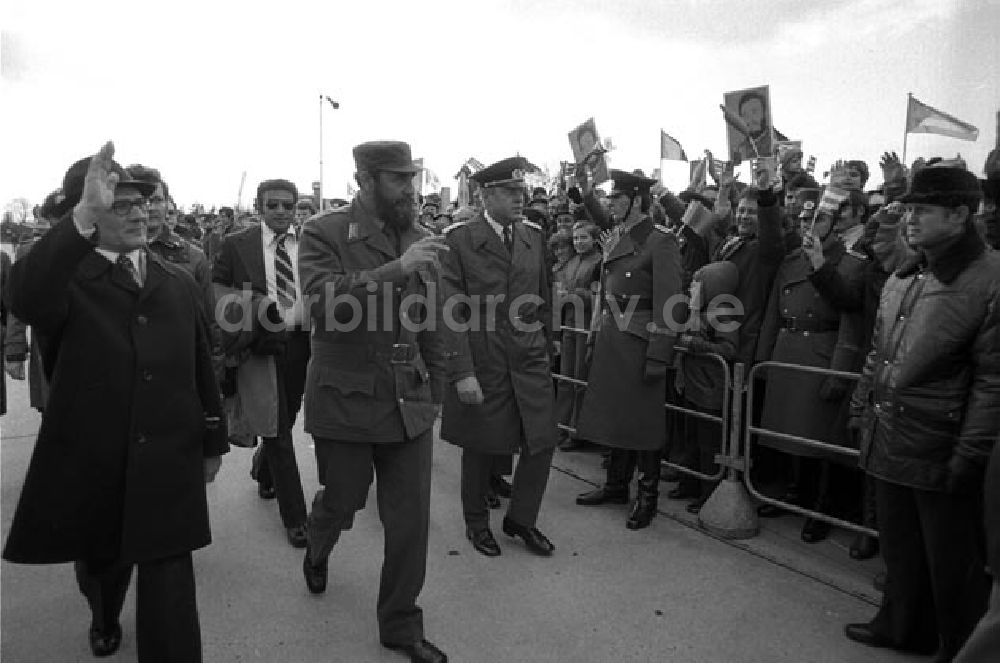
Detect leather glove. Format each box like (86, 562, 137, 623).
(945, 453, 984, 494)
(643, 359, 668, 382)
(819, 377, 849, 401)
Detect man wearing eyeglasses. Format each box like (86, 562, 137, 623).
(126, 166, 216, 346)
(213, 179, 310, 549)
(3, 142, 227, 661)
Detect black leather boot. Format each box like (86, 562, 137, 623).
(576, 485, 628, 505)
(626, 457, 660, 529)
(578, 449, 631, 505)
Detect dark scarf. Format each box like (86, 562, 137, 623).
(896, 223, 986, 285)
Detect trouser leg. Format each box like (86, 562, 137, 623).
(135, 553, 201, 663)
(74, 559, 133, 630)
(871, 479, 939, 652)
(461, 449, 495, 531)
(914, 487, 990, 660)
(307, 438, 375, 563)
(605, 448, 632, 490)
(373, 432, 432, 646)
(251, 444, 271, 487)
(262, 428, 308, 528)
(506, 447, 555, 529)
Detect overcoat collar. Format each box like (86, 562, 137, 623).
(75, 247, 171, 299)
(468, 214, 512, 262)
(896, 224, 986, 285)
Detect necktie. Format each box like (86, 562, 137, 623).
(116, 254, 141, 287)
(274, 234, 296, 310)
(502, 224, 512, 253)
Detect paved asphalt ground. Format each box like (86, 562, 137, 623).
(1, 376, 924, 663)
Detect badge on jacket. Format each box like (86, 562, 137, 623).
(348, 222, 360, 241)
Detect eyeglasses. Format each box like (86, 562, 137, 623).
(148, 195, 166, 206)
(110, 199, 150, 216)
(265, 201, 295, 211)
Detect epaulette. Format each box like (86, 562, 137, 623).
(847, 248, 870, 261)
(442, 221, 468, 235)
(652, 224, 673, 234)
(521, 219, 542, 232)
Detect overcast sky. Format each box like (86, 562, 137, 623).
(2, 0, 998, 211)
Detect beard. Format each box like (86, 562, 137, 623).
(375, 185, 415, 231)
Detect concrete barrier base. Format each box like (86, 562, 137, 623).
(698, 477, 760, 539)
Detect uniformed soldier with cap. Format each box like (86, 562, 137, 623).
(297, 140, 449, 663)
(575, 169, 685, 530)
(438, 156, 559, 558)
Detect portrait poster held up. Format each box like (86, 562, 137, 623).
(568, 117, 611, 185)
(722, 84, 775, 163)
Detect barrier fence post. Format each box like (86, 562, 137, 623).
(698, 362, 760, 539)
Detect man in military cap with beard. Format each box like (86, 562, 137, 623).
(297, 140, 450, 663)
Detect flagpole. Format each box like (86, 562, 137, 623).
(903, 92, 912, 166)
(318, 94, 324, 210)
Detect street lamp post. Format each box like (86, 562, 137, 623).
(318, 94, 340, 209)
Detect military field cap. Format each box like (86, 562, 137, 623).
(470, 156, 531, 188)
(609, 169, 658, 196)
(353, 141, 420, 174)
(899, 166, 982, 206)
(54, 155, 157, 217)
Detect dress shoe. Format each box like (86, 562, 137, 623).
(490, 475, 512, 498)
(383, 638, 448, 663)
(686, 499, 706, 515)
(800, 518, 831, 543)
(844, 623, 894, 649)
(286, 524, 308, 548)
(88, 623, 122, 657)
(502, 517, 554, 556)
(258, 482, 276, 499)
(466, 528, 501, 557)
(302, 550, 328, 594)
(626, 498, 658, 530)
(843, 623, 937, 655)
(576, 486, 628, 506)
(485, 491, 501, 509)
(666, 485, 699, 500)
(849, 534, 880, 560)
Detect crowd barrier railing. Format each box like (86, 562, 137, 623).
(552, 323, 731, 485)
(741, 360, 877, 538)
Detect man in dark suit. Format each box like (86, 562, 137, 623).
(298, 141, 449, 663)
(439, 157, 558, 558)
(3, 142, 227, 661)
(213, 179, 310, 547)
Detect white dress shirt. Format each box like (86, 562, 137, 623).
(483, 209, 512, 241)
(260, 223, 305, 327)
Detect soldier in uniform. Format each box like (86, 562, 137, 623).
(439, 157, 558, 558)
(755, 186, 869, 542)
(575, 170, 685, 530)
(298, 141, 449, 663)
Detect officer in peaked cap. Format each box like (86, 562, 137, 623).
(438, 156, 559, 558)
(575, 168, 686, 530)
(297, 139, 449, 663)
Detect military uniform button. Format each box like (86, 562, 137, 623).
(143, 371, 153, 382)
(137, 434, 147, 444)
(136, 315, 148, 325)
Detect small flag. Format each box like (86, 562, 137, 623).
(817, 186, 849, 215)
(660, 131, 687, 161)
(905, 94, 979, 141)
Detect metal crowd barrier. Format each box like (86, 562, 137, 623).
(742, 360, 877, 538)
(551, 323, 732, 484)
